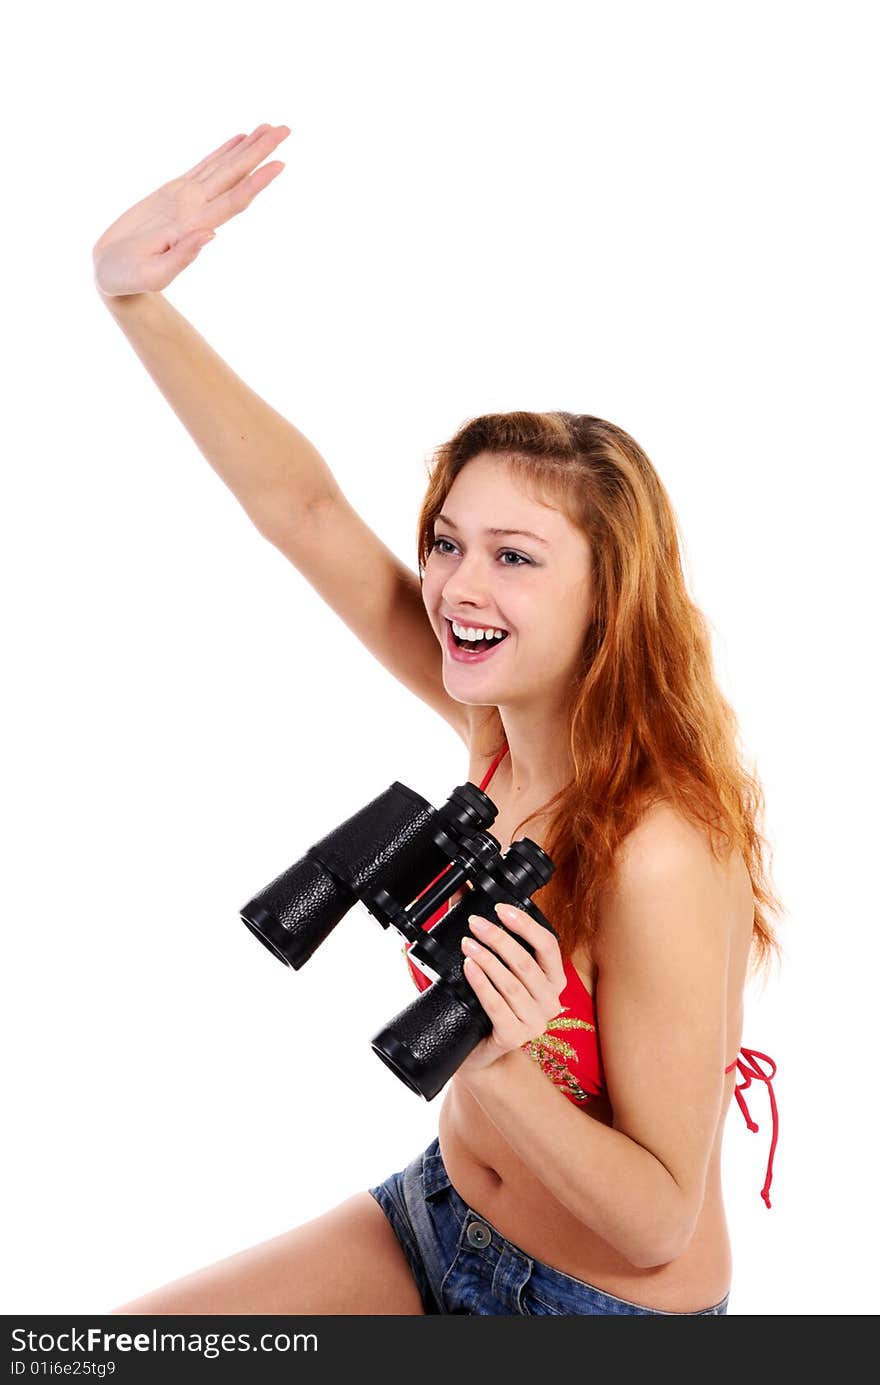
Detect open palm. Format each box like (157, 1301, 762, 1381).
(92, 123, 290, 297)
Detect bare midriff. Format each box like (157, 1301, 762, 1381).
(433, 737, 753, 1314)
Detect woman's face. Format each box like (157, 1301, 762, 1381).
(421, 454, 595, 712)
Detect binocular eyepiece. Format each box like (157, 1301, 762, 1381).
(240, 777, 556, 1101)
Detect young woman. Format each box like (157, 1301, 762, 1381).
(94, 124, 783, 1317)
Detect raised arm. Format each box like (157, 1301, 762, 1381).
(93, 125, 468, 744)
(96, 287, 340, 534)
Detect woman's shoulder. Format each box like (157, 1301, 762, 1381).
(606, 796, 750, 929)
(620, 794, 735, 861)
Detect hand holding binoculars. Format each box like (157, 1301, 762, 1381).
(240, 776, 556, 1101)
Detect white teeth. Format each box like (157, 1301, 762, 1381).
(451, 620, 507, 641)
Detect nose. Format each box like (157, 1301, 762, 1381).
(441, 553, 492, 612)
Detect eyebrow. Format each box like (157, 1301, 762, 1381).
(435, 513, 549, 547)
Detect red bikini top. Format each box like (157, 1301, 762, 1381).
(403, 739, 778, 1209)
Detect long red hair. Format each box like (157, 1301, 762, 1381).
(416, 410, 784, 984)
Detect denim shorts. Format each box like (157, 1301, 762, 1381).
(368, 1135, 730, 1316)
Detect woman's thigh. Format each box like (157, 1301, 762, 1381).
(109, 1190, 427, 1316)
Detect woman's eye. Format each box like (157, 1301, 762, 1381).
(430, 538, 531, 566)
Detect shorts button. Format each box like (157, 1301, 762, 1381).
(466, 1220, 492, 1248)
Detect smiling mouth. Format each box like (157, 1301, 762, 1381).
(445, 620, 510, 658)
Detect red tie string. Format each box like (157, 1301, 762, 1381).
(725, 1047, 778, 1209)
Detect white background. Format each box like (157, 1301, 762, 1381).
(3, 0, 877, 1317)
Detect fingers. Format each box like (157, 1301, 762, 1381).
(200, 123, 273, 179)
(461, 951, 505, 1013)
(200, 124, 291, 199)
(462, 932, 525, 1000)
(490, 903, 566, 987)
(182, 133, 250, 180)
(195, 161, 281, 234)
(462, 914, 542, 1009)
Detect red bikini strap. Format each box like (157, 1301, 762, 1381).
(725, 1047, 779, 1209)
(480, 738, 510, 792)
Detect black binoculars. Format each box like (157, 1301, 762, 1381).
(240, 776, 557, 1101)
